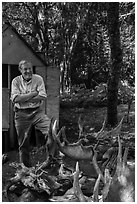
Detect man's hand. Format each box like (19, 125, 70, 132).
(31, 90, 39, 97)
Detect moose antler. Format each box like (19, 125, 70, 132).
(52, 119, 58, 136)
(46, 118, 59, 158)
(92, 150, 105, 184)
(122, 147, 129, 168)
(54, 115, 134, 202)
(73, 160, 103, 202)
(102, 169, 112, 201)
(90, 130, 135, 202)
(52, 117, 125, 161)
(102, 134, 135, 202)
(93, 173, 102, 202)
(95, 117, 106, 138)
(115, 134, 122, 176)
(54, 124, 94, 160)
(96, 117, 124, 140)
(73, 162, 87, 202)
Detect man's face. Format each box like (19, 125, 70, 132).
(20, 62, 33, 81)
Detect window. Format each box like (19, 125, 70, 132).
(2, 64, 8, 88)
(10, 65, 20, 82)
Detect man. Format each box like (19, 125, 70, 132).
(11, 60, 50, 167)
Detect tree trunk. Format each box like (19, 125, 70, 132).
(107, 3, 122, 127)
(85, 66, 93, 89)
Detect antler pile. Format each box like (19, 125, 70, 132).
(51, 117, 124, 161)
(47, 116, 135, 202)
(72, 134, 135, 202)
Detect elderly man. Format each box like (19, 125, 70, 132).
(11, 60, 50, 167)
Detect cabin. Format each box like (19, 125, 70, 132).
(2, 22, 60, 152)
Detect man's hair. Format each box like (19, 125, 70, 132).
(18, 60, 32, 69)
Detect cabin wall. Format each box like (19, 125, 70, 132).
(46, 66, 60, 122)
(35, 66, 47, 113)
(36, 65, 60, 121)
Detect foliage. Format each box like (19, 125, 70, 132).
(61, 80, 134, 109)
(118, 80, 135, 103)
(120, 3, 135, 86)
(2, 2, 135, 91)
(70, 3, 110, 89)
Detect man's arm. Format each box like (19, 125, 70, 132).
(14, 91, 38, 103)
(28, 94, 46, 103)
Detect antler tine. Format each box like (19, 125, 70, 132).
(122, 147, 129, 168)
(94, 140, 100, 150)
(92, 149, 105, 184)
(93, 173, 101, 202)
(112, 116, 124, 134)
(73, 162, 87, 202)
(76, 161, 79, 173)
(56, 127, 64, 141)
(102, 168, 112, 201)
(52, 119, 58, 136)
(120, 116, 124, 125)
(100, 116, 106, 131)
(96, 116, 106, 138)
(104, 168, 111, 185)
(116, 116, 124, 132)
(115, 135, 122, 176)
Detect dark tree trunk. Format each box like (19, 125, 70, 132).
(85, 66, 93, 89)
(107, 3, 123, 127)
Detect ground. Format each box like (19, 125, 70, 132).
(2, 103, 135, 202)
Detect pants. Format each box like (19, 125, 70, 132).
(14, 107, 50, 167)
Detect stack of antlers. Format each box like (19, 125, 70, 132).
(51, 116, 135, 202)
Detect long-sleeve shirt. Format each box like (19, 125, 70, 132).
(11, 74, 47, 109)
